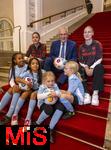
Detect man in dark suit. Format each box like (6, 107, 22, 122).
(44, 27, 77, 86)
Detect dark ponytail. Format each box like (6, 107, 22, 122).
(9, 52, 23, 81)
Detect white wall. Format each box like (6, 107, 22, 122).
(0, 0, 13, 22)
(105, 0, 111, 6)
(42, 0, 85, 17)
(90, 0, 104, 13)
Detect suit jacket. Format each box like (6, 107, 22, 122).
(49, 39, 77, 61)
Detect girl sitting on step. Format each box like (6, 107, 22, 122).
(11, 57, 42, 126)
(33, 71, 69, 143)
(60, 61, 85, 119)
(0, 52, 28, 125)
(25, 32, 47, 68)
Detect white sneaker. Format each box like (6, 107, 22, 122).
(23, 119, 31, 132)
(11, 114, 18, 125)
(84, 93, 91, 105)
(24, 119, 31, 126)
(91, 94, 99, 106)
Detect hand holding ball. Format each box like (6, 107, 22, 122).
(19, 77, 33, 91)
(45, 89, 58, 105)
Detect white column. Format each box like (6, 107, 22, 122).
(35, 0, 43, 30)
(26, 0, 43, 51)
(13, 0, 27, 53)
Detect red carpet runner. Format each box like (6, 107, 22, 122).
(0, 11, 111, 149)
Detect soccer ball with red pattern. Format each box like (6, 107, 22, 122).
(19, 77, 33, 91)
(54, 57, 67, 70)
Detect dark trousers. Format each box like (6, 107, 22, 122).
(43, 57, 68, 85)
(40, 101, 66, 116)
(79, 64, 104, 93)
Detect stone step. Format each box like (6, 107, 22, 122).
(0, 57, 12, 66)
(46, 38, 57, 44)
(0, 51, 18, 66)
(0, 72, 8, 82)
(0, 81, 8, 87)
(104, 114, 111, 149)
(0, 51, 17, 57)
(0, 66, 10, 73)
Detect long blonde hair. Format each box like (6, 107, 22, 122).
(66, 61, 82, 81)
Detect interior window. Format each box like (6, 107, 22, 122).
(0, 20, 13, 52)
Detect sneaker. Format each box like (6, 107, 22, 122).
(11, 114, 18, 125)
(62, 111, 75, 119)
(23, 119, 31, 132)
(24, 119, 31, 126)
(84, 93, 91, 105)
(0, 116, 11, 125)
(91, 94, 99, 106)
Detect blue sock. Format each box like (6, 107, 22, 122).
(25, 99, 36, 120)
(36, 110, 49, 125)
(49, 109, 63, 130)
(60, 98, 74, 112)
(6, 93, 20, 117)
(0, 92, 12, 111)
(14, 98, 25, 115)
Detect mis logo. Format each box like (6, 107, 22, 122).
(0, 125, 50, 150)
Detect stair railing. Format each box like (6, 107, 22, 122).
(13, 25, 22, 52)
(27, 5, 85, 28)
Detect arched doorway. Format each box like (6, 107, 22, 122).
(0, 18, 13, 52)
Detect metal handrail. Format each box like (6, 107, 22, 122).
(0, 25, 22, 52)
(28, 5, 85, 27)
(13, 25, 22, 52)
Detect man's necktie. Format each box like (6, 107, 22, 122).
(61, 43, 65, 58)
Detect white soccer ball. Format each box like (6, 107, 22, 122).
(19, 77, 33, 91)
(54, 57, 67, 70)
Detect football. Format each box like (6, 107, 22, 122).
(54, 57, 67, 70)
(19, 77, 33, 91)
